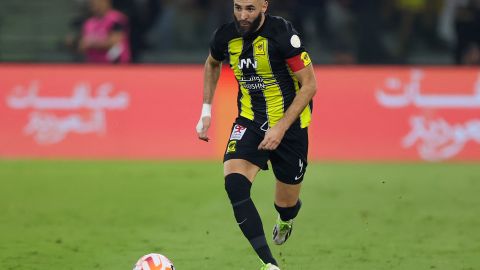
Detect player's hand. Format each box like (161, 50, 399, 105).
(258, 125, 286, 150)
(196, 116, 211, 142)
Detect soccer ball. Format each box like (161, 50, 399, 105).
(133, 253, 175, 270)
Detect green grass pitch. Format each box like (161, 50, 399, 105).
(1, 160, 479, 270)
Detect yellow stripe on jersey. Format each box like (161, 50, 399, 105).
(287, 65, 312, 128)
(253, 36, 284, 127)
(229, 38, 254, 121)
(299, 103, 312, 128)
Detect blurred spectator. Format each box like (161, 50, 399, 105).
(351, 0, 392, 64)
(147, 0, 210, 53)
(266, 0, 330, 64)
(439, 0, 480, 64)
(325, 0, 356, 64)
(204, 0, 231, 34)
(112, 0, 160, 62)
(4, 0, 478, 64)
(438, 0, 458, 46)
(79, 0, 131, 63)
(453, 0, 480, 64)
(64, 0, 90, 62)
(385, 0, 443, 61)
(392, 0, 428, 59)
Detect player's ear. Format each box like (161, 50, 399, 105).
(262, 0, 268, 12)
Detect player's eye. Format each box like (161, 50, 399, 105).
(235, 6, 242, 11)
(247, 7, 255, 12)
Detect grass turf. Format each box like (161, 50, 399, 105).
(0, 160, 479, 270)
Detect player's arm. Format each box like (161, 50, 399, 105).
(196, 54, 222, 142)
(258, 64, 317, 150)
(276, 64, 317, 131)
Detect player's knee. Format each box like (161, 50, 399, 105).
(224, 173, 252, 204)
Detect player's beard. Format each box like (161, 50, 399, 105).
(233, 12, 263, 37)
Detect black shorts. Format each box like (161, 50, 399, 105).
(223, 117, 309, 185)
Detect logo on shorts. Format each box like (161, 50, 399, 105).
(230, 124, 247, 140)
(294, 159, 305, 181)
(227, 140, 237, 153)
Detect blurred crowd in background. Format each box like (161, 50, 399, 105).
(1, 0, 480, 65)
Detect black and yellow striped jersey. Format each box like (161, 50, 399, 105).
(210, 14, 313, 129)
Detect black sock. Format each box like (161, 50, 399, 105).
(225, 173, 277, 266)
(275, 199, 302, 221)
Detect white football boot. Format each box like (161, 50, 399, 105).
(272, 215, 293, 245)
(260, 263, 280, 270)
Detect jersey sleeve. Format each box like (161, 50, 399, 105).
(276, 22, 312, 72)
(209, 26, 228, 62)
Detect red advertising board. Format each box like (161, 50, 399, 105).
(1, 65, 479, 161)
(310, 67, 480, 161)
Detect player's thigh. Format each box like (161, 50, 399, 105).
(270, 128, 309, 185)
(224, 159, 262, 183)
(223, 121, 269, 182)
(275, 180, 302, 207)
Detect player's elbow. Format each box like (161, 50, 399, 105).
(206, 55, 222, 68)
(312, 82, 318, 95)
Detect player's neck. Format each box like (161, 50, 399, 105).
(254, 13, 266, 33)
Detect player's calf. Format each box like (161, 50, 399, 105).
(225, 173, 278, 266)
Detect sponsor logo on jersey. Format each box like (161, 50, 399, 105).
(238, 58, 258, 69)
(238, 76, 277, 92)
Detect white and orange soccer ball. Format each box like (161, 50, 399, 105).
(133, 253, 175, 270)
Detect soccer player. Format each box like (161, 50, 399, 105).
(196, 0, 317, 269)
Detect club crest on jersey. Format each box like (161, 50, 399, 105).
(238, 58, 257, 69)
(227, 140, 237, 153)
(230, 124, 247, 140)
(254, 41, 266, 56)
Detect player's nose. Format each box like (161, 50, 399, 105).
(240, 11, 249, 20)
